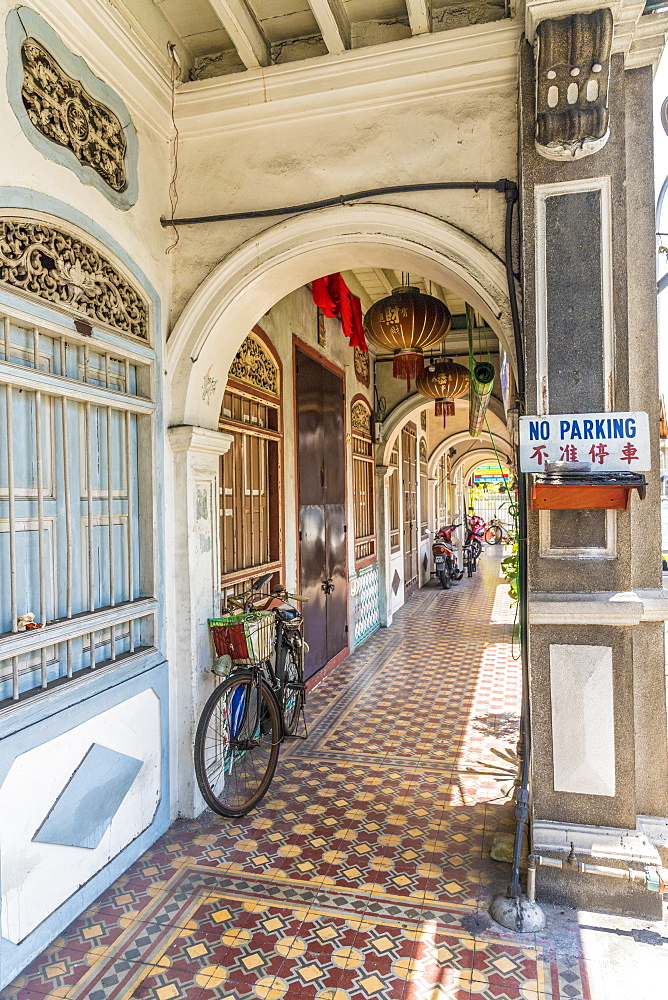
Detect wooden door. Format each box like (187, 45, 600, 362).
(402, 422, 418, 597)
(296, 349, 348, 679)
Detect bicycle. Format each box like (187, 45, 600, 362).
(484, 518, 514, 545)
(194, 572, 308, 817)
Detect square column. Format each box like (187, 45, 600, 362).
(168, 425, 233, 818)
(519, 18, 668, 915)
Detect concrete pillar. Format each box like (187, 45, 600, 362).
(168, 425, 233, 818)
(375, 464, 394, 627)
(519, 15, 668, 916)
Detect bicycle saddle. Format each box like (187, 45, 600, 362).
(276, 606, 299, 621)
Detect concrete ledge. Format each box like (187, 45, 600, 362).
(529, 589, 668, 625)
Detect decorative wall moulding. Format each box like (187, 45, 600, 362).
(0, 217, 149, 342)
(534, 8, 613, 160)
(228, 333, 279, 396)
(5, 7, 138, 210)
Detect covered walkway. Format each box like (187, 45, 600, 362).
(5, 555, 664, 1000)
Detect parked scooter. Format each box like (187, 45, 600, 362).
(466, 514, 487, 562)
(432, 523, 465, 589)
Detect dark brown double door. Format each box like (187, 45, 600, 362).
(296, 349, 348, 679)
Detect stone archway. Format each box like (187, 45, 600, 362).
(166, 203, 516, 429)
(165, 203, 517, 815)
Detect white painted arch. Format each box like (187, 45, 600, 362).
(166, 203, 517, 428)
(451, 448, 512, 483)
(427, 429, 512, 477)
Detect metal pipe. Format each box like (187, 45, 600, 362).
(125, 411, 135, 603)
(35, 391, 47, 651)
(61, 397, 72, 619)
(85, 403, 95, 612)
(106, 406, 115, 608)
(5, 370, 17, 633)
(529, 854, 666, 890)
(502, 183, 532, 902)
(161, 179, 518, 227)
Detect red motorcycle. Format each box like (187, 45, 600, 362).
(466, 514, 487, 562)
(432, 523, 465, 589)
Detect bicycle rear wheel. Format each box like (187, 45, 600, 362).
(195, 670, 280, 817)
(281, 642, 304, 736)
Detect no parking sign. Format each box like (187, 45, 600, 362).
(519, 412, 651, 473)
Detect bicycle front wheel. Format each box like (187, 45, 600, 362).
(281, 642, 304, 736)
(195, 671, 280, 817)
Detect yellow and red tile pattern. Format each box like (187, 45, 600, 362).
(2, 554, 588, 1000)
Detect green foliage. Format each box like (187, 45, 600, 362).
(501, 540, 519, 604)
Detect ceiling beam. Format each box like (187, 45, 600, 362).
(208, 0, 270, 69)
(308, 0, 351, 54)
(341, 271, 373, 311)
(405, 0, 431, 35)
(373, 269, 395, 295)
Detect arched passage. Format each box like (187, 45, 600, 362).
(166, 204, 516, 429)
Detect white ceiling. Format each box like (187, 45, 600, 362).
(120, 0, 506, 79)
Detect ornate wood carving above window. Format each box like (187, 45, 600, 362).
(354, 347, 370, 387)
(0, 219, 149, 341)
(229, 334, 279, 396)
(351, 399, 372, 437)
(20, 38, 128, 193)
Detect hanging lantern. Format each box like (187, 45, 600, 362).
(415, 358, 469, 426)
(364, 286, 451, 388)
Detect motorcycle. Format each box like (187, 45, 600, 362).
(432, 523, 465, 589)
(466, 514, 487, 563)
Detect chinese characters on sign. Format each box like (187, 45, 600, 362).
(519, 412, 650, 473)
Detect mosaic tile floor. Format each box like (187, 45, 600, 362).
(4, 552, 667, 1000)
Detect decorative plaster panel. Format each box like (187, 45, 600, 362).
(0, 218, 149, 341)
(0, 687, 161, 944)
(550, 643, 615, 796)
(5, 7, 138, 209)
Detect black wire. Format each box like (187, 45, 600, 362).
(160, 179, 518, 227)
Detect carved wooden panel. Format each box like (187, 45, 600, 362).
(0, 219, 149, 341)
(354, 347, 370, 387)
(229, 335, 279, 396)
(351, 399, 372, 436)
(20, 38, 128, 193)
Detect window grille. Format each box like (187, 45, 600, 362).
(351, 400, 375, 565)
(0, 307, 157, 704)
(437, 453, 449, 525)
(420, 437, 428, 537)
(389, 441, 400, 552)
(219, 382, 282, 597)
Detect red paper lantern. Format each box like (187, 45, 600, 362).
(363, 286, 451, 388)
(415, 359, 469, 426)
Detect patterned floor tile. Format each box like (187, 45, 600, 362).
(3, 554, 596, 1000)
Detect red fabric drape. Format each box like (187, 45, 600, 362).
(312, 274, 368, 352)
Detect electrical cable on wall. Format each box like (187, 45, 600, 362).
(166, 43, 180, 254)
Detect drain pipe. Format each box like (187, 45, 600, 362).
(488, 185, 546, 933)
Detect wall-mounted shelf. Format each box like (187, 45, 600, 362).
(530, 472, 647, 511)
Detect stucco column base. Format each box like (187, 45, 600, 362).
(168, 425, 234, 818)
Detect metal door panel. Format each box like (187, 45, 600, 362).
(298, 504, 328, 678)
(325, 503, 347, 663)
(296, 353, 324, 506)
(296, 349, 348, 680)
